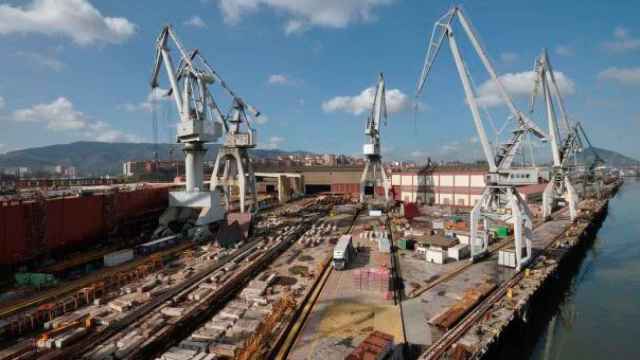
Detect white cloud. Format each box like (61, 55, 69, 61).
(13, 97, 86, 130)
(121, 88, 171, 112)
(555, 45, 574, 56)
(603, 26, 640, 53)
(15, 51, 65, 71)
(11, 97, 141, 142)
(500, 52, 519, 63)
(0, 0, 136, 46)
(285, 19, 306, 35)
(216, 0, 394, 34)
(598, 67, 640, 85)
(184, 15, 206, 28)
(261, 136, 285, 150)
(322, 86, 410, 115)
(254, 114, 269, 125)
(0, 96, 5, 109)
(268, 74, 290, 85)
(410, 150, 428, 158)
(476, 70, 575, 107)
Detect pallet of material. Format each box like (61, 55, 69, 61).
(346, 330, 394, 360)
(208, 342, 238, 358)
(228, 318, 261, 337)
(161, 307, 185, 317)
(115, 335, 144, 358)
(205, 318, 235, 332)
(428, 281, 497, 330)
(192, 328, 224, 342)
(161, 347, 197, 360)
(179, 339, 209, 353)
(219, 306, 246, 321)
(54, 327, 87, 348)
(242, 309, 265, 321)
(108, 299, 132, 313)
(188, 288, 213, 301)
(116, 330, 140, 348)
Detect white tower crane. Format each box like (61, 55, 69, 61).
(360, 73, 391, 203)
(530, 49, 579, 221)
(416, 6, 548, 271)
(150, 25, 224, 228)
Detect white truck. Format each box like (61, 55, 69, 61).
(332, 235, 354, 270)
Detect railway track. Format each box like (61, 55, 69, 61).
(270, 210, 360, 359)
(41, 236, 269, 360)
(419, 208, 579, 359)
(0, 242, 193, 319)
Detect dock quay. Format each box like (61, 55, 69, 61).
(276, 180, 623, 360)
(414, 181, 622, 359)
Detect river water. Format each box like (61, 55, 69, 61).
(530, 179, 640, 360)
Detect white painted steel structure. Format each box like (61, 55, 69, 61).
(416, 6, 548, 270)
(530, 49, 579, 221)
(360, 73, 391, 203)
(150, 25, 224, 226)
(210, 93, 260, 214)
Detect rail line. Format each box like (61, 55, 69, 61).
(271, 210, 360, 359)
(41, 236, 269, 360)
(419, 208, 580, 359)
(0, 242, 193, 319)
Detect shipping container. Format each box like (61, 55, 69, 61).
(447, 243, 470, 261)
(104, 249, 134, 267)
(14, 273, 58, 287)
(398, 238, 414, 250)
(495, 226, 510, 238)
(498, 248, 516, 268)
(426, 247, 446, 264)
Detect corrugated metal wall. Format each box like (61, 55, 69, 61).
(330, 184, 387, 196)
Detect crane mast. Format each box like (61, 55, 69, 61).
(150, 25, 224, 230)
(416, 6, 546, 270)
(530, 49, 579, 220)
(360, 73, 390, 203)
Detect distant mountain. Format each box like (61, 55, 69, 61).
(0, 142, 313, 177)
(576, 146, 640, 168)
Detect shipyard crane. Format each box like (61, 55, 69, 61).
(575, 121, 606, 196)
(360, 73, 391, 203)
(530, 49, 606, 204)
(209, 81, 261, 214)
(150, 25, 224, 228)
(530, 49, 579, 221)
(416, 6, 548, 270)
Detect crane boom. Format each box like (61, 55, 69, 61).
(416, 6, 547, 174)
(149, 25, 224, 228)
(415, 6, 542, 271)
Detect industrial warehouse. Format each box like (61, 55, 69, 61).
(0, 2, 638, 360)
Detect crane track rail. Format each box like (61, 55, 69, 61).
(420, 210, 578, 359)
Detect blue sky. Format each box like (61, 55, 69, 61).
(0, 0, 639, 162)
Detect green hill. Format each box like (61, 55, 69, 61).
(0, 142, 308, 177)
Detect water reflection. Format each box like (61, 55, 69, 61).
(530, 179, 640, 360)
